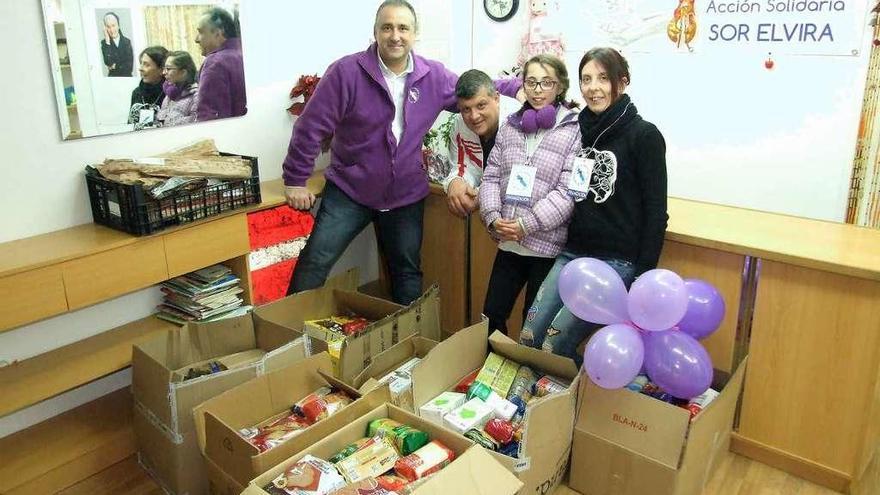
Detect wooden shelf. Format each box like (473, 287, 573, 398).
(0, 315, 179, 417)
(0, 388, 136, 495)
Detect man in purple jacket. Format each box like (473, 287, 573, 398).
(195, 7, 246, 121)
(283, 0, 519, 305)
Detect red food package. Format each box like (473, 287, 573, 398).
(394, 440, 455, 482)
(246, 413, 311, 452)
(454, 369, 480, 394)
(328, 477, 395, 495)
(376, 473, 410, 492)
(484, 418, 515, 445)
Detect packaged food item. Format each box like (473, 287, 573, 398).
(328, 477, 396, 495)
(476, 353, 520, 397)
(532, 375, 568, 397)
(443, 397, 494, 434)
(505, 365, 537, 402)
(366, 418, 430, 456)
(377, 357, 422, 410)
(332, 315, 370, 336)
(419, 391, 466, 425)
(246, 413, 311, 452)
(625, 375, 649, 392)
(498, 441, 520, 458)
(464, 428, 500, 451)
(376, 473, 411, 492)
(467, 381, 518, 421)
(334, 435, 400, 484)
(484, 418, 515, 445)
(394, 440, 455, 482)
(265, 455, 346, 495)
(684, 388, 720, 420)
(508, 395, 527, 424)
(454, 369, 480, 393)
(295, 388, 353, 424)
(329, 438, 373, 464)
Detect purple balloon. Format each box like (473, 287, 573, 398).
(558, 258, 629, 325)
(584, 324, 645, 389)
(678, 279, 726, 340)
(627, 269, 689, 331)
(642, 329, 714, 399)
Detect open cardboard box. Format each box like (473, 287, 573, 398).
(411, 321, 580, 495)
(254, 284, 441, 382)
(243, 403, 523, 495)
(351, 335, 439, 412)
(570, 357, 748, 495)
(132, 311, 309, 495)
(193, 352, 392, 486)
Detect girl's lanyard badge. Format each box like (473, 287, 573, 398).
(505, 131, 545, 205)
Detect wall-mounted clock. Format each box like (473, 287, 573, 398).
(484, 0, 519, 22)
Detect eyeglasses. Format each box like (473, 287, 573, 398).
(524, 79, 558, 91)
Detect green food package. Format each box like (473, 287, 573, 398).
(366, 418, 430, 455)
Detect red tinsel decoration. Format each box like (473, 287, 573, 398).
(287, 74, 321, 116)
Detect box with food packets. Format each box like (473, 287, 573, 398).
(351, 335, 439, 412)
(193, 352, 391, 487)
(411, 321, 580, 495)
(241, 402, 523, 495)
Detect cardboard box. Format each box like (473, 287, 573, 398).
(411, 321, 580, 495)
(194, 352, 392, 486)
(206, 456, 245, 495)
(242, 403, 523, 495)
(132, 312, 309, 495)
(570, 358, 748, 495)
(254, 284, 441, 382)
(351, 335, 439, 411)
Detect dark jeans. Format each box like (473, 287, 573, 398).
(287, 181, 425, 305)
(520, 252, 637, 368)
(483, 249, 556, 336)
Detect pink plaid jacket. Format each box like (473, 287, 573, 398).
(479, 107, 579, 257)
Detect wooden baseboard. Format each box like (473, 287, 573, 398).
(730, 432, 852, 492)
(0, 388, 136, 494)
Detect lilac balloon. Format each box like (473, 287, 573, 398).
(627, 269, 689, 331)
(678, 279, 726, 340)
(558, 258, 629, 325)
(642, 329, 714, 399)
(583, 324, 645, 389)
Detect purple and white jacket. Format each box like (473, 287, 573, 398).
(479, 106, 579, 257)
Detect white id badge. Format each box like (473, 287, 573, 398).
(505, 165, 537, 204)
(139, 108, 156, 126)
(568, 156, 594, 201)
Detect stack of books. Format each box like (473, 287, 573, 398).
(156, 264, 251, 324)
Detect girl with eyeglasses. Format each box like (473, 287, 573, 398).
(520, 47, 668, 367)
(478, 54, 580, 337)
(157, 51, 200, 127)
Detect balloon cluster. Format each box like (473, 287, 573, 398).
(558, 258, 725, 399)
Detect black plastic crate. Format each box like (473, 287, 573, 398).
(85, 153, 262, 236)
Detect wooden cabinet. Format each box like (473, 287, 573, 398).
(420, 189, 468, 334)
(164, 214, 249, 278)
(0, 266, 67, 331)
(61, 237, 168, 310)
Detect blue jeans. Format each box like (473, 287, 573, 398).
(288, 181, 425, 305)
(520, 252, 637, 367)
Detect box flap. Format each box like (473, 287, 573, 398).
(351, 335, 438, 389)
(410, 321, 489, 410)
(172, 366, 258, 434)
(132, 344, 175, 427)
(394, 285, 442, 342)
(253, 313, 303, 354)
(260, 337, 308, 375)
(579, 375, 690, 470)
(489, 330, 579, 380)
(415, 447, 523, 495)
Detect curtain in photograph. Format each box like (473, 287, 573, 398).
(143, 5, 207, 68)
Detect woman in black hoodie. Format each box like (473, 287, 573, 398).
(520, 47, 668, 366)
(128, 46, 169, 130)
